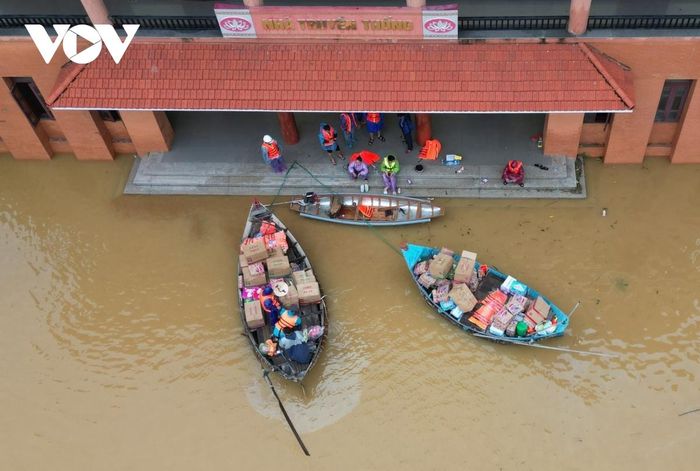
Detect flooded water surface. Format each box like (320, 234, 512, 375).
(1, 155, 699, 470)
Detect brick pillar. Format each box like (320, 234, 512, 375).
(568, 0, 592, 35)
(406, 0, 426, 7)
(80, 0, 110, 24)
(670, 82, 700, 163)
(277, 112, 299, 145)
(120, 111, 173, 156)
(53, 110, 115, 160)
(543, 113, 584, 157)
(0, 82, 52, 160)
(415, 113, 432, 146)
(605, 79, 665, 164)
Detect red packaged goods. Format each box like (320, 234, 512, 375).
(429, 253, 453, 278)
(413, 261, 429, 276)
(241, 237, 268, 263)
(418, 272, 437, 288)
(448, 283, 478, 312)
(431, 284, 450, 303)
(244, 301, 265, 329)
(263, 231, 289, 254)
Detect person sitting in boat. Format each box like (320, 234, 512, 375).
(260, 337, 278, 357)
(272, 308, 302, 339)
(502, 160, 525, 187)
(278, 327, 312, 364)
(259, 286, 281, 325)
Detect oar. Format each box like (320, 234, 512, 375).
(471, 333, 619, 358)
(262, 370, 311, 456)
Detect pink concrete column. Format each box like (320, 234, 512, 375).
(120, 111, 173, 156)
(0, 82, 52, 159)
(406, 0, 426, 7)
(243, 0, 264, 6)
(567, 0, 592, 35)
(415, 113, 432, 146)
(670, 82, 700, 163)
(605, 79, 665, 164)
(53, 110, 115, 160)
(543, 113, 584, 157)
(277, 112, 299, 145)
(80, 0, 110, 24)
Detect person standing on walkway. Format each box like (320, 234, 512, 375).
(318, 123, 344, 165)
(261, 134, 287, 173)
(381, 154, 400, 195)
(339, 112, 358, 149)
(366, 113, 385, 145)
(397, 113, 414, 153)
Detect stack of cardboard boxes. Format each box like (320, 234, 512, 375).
(240, 233, 322, 330)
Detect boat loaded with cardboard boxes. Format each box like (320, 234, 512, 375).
(401, 243, 570, 343)
(238, 203, 328, 381)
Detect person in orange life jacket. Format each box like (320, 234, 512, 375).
(261, 135, 287, 173)
(502, 159, 525, 187)
(397, 114, 414, 153)
(259, 286, 281, 325)
(318, 123, 344, 165)
(339, 112, 358, 149)
(272, 308, 302, 339)
(260, 337, 278, 357)
(278, 326, 312, 364)
(365, 113, 385, 145)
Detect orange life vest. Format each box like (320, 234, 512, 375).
(322, 127, 336, 146)
(358, 205, 374, 218)
(259, 292, 281, 313)
(418, 139, 441, 160)
(275, 311, 300, 330)
(507, 160, 523, 174)
(366, 113, 380, 123)
(340, 113, 357, 132)
(262, 141, 281, 159)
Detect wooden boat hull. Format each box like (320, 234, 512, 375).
(290, 194, 443, 227)
(401, 243, 569, 343)
(238, 203, 328, 381)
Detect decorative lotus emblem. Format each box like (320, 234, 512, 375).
(424, 18, 456, 33)
(220, 17, 252, 32)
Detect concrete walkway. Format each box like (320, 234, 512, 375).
(125, 112, 586, 199)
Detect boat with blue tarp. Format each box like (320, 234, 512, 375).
(401, 243, 570, 343)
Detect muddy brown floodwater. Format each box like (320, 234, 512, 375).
(1, 154, 699, 470)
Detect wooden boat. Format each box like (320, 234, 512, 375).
(401, 243, 570, 343)
(289, 193, 443, 226)
(238, 203, 328, 381)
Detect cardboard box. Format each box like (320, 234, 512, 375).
(292, 269, 315, 285)
(429, 253, 453, 278)
(439, 247, 455, 257)
(244, 301, 265, 329)
(267, 255, 291, 277)
(532, 296, 550, 318)
(280, 283, 299, 308)
(297, 281, 321, 304)
(242, 265, 266, 287)
(449, 283, 478, 312)
(241, 238, 268, 264)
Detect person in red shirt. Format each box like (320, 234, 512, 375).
(365, 113, 385, 145)
(260, 135, 287, 173)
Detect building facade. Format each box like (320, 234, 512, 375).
(1, 0, 699, 164)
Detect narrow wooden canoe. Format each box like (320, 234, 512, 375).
(289, 194, 443, 226)
(401, 243, 570, 343)
(238, 203, 328, 381)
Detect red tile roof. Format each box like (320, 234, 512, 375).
(49, 41, 634, 113)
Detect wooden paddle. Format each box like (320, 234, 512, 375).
(262, 370, 310, 456)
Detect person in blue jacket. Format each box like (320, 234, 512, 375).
(397, 114, 414, 153)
